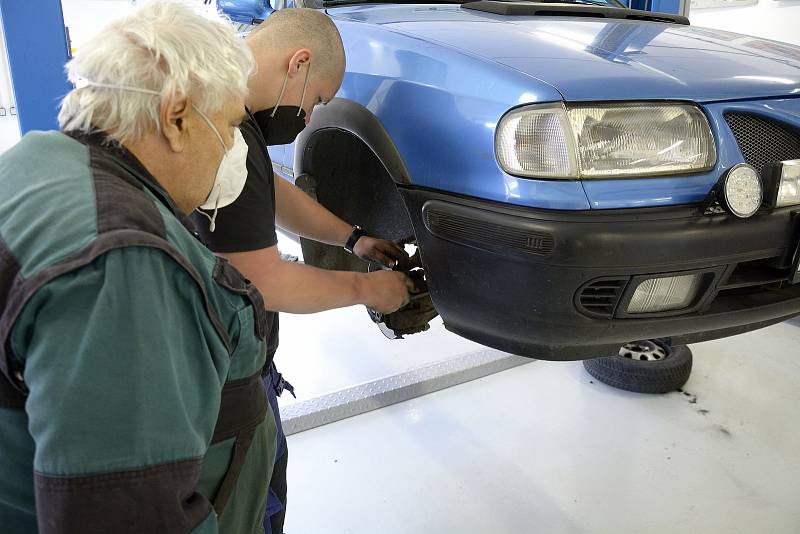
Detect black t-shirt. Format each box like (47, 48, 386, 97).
(193, 110, 278, 253)
(192, 110, 280, 363)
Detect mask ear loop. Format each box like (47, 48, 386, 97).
(193, 106, 230, 233)
(196, 184, 222, 232)
(75, 78, 161, 96)
(270, 61, 312, 118)
(271, 70, 290, 118)
(194, 105, 229, 150)
(297, 62, 312, 117)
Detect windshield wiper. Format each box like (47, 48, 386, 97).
(568, 0, 621, 6)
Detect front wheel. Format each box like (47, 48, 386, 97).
(583, 340, 692, 394)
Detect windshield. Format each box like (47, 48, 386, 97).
(320, 0, 626, 9)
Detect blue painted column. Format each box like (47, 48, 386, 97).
(649, 0, 683, 14)
(630, 0, 685, 14)
(0, 0, 71, 134)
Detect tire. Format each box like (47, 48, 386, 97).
(583, 340, 692, 394)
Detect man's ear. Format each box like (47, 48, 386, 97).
(160, 95, 191, 152)
(287, 48, 312, 78)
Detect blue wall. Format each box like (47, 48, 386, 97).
(629, 0, 683, 14)
(649, 0, 683, 14)
(0, 0, 72, 134)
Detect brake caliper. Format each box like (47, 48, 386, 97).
(367, 248, 439, 339)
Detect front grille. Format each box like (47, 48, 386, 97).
(725, 113, 800, 174)
(575, 277, 629, 318)
(424, 208, 555, 256)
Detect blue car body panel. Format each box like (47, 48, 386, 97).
(224, 2, 800, 210)
(219, 0, 272, 22)
(340, 6, 800, 102)
(331, 17, 593, 209)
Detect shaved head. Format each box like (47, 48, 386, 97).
(247, 9, 345, 82)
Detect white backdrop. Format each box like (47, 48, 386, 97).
(0, 20, 19, 154)
(690, 0, 800, 45)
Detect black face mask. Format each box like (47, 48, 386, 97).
(254, 107, 307, 146)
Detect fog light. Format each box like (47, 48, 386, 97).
(764, 160, 800, 209)
(721, 164, 763, 218)
(627, 274, 702, 314)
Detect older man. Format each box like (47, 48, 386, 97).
(0, 2, 276, 532)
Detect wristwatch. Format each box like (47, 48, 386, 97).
(344, 225, 367, 254)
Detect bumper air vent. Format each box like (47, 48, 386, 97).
(424, 205, 555, 257)
(576, 277, 629, 318)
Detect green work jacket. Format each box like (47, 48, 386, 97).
(0, 131, 276, 533)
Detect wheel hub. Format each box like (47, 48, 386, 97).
(619, 340, 670, 362)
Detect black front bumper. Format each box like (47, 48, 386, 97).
(399, 187, 800, 360)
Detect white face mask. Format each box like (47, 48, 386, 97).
(73, 79, 248, 232)
(193, 108, 249, 233)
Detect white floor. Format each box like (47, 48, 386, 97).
(274, 310, 486, 405)
(279, 317, 800, 534)
(273, 231, 489, 406)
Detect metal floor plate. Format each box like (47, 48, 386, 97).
(281, 349, 533, 435)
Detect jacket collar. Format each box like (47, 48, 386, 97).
(65, 130, 198, 234)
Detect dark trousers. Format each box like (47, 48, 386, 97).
(263, 364, 290, 534)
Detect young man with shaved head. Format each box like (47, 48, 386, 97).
(192, 8, 412, 534)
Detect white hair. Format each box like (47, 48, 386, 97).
(58, 0, 254, 144)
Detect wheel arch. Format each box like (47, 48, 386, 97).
(290, 98, 416, 270)
(293, 98, 412, 186)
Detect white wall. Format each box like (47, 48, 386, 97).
(690, 0, 800, 45)
(61, 0, 133, 51)
(60, 0, 215, 51)
(0, 18, 20, 154)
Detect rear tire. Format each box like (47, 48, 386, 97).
(583, 340, 692, 394)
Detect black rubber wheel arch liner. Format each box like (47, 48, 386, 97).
(293, 98, 411, 185)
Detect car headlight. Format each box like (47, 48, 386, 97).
(495, 102, 717, 179)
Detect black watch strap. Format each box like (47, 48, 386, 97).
(344, 226, 367, 254)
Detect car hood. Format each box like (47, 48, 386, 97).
(331, 5, 800, 102)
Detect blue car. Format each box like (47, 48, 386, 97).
(222, 0, 800, 361)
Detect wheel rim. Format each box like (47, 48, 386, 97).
(619, 340, 670, 362)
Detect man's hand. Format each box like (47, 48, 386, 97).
(360, 270, 414, 314)
(353, 237, 409, 269)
